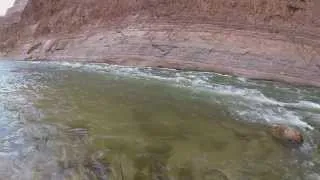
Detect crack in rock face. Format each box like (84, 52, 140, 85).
(152, 44, 177, 57)
(27, 42, 42, 54)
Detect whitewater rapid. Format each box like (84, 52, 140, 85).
(48, 61, 320, 131)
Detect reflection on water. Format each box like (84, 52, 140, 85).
(0, 61, 319, 179)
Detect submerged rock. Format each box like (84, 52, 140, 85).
(271, 125, 304, 146)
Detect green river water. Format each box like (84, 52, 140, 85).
(0, 61, 319, 180)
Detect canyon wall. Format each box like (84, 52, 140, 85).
(1, 0, 320, 86)
(16, 0, 320, 36)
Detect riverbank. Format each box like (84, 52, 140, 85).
(2, 21, 320, 87)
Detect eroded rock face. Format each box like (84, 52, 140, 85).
(0, 0, 320, 87)
(271, 125, 304, 147)
(18, 0, 320, 36)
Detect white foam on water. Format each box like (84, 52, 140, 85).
(58, 62, 83, 68)
(237, 77, 247, 82)
(285, 101, 320, 110)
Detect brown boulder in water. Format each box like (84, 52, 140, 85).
(271, 125, 304, 146)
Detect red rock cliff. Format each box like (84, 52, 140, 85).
(17, 0, 320, 34)
(1, 0, 320, 86)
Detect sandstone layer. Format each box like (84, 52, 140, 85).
(1, 0, 320, 87)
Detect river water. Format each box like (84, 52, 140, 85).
(0, 60, 319, 180)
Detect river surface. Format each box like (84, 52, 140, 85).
(0, 60, 319, 180)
